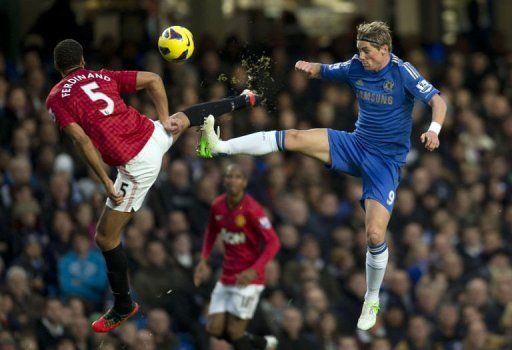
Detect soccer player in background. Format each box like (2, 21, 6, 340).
(194, 164, 280, 350)
(198, 21, 447, 331)
(46, 39, 259, 332)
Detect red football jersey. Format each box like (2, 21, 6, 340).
(46, 68, 154, 166)
(201, 194, 280, 285)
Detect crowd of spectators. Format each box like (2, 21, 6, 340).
(1, 6, 512, 350)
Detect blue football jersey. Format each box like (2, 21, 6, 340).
(320, 54, 439, 163)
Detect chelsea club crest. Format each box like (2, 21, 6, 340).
(383, 80, 394, 92)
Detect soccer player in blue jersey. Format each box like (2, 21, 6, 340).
(197, 21, 447, 330)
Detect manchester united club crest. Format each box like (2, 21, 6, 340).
(383, 80, 394, 92)
(235, 214, 246, 227)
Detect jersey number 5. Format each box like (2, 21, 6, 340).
(81, 82, 114, 116)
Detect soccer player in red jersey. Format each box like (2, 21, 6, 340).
(194, 164, 280, 350)
(46, 39, 259, 332)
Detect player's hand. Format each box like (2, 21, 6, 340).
(235, 268, 258, 286)
(104, 179, 124, 206)
(194, 259, 209, 287)
(168, 113, 189, 135)
(420, 131, 440, 152)
(295, 60, 321, 78)
(160, 117, 174, 134)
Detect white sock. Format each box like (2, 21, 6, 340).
(365, 242, 388, 302)
(216, 130, 284, 155)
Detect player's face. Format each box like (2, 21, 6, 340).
(357, 40, 389, 71)
(224, 168, 247, 196)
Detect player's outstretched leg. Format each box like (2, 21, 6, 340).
(91, 208, 139, 333)
(197, 115, 284, 158)
(181, 89, 260, 127)
(357, 199, 390, 331)
(197, 115, 331, 164)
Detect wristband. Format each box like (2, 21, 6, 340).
(428, 121, 442, 135)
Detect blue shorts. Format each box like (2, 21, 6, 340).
(327, 129, 402, 213)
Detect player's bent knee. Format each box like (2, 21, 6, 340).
(205, 322, 224, 339)
(94, 229, 120, 251)
(226, 323, 244, 341)
(94, 231, 109, 249)
(284, 129, 302, 151)
(366, 227, 385, 246)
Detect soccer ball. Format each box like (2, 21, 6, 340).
(158, 26, 194, 62)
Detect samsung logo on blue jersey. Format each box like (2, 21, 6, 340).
(356, 90, 393, 105)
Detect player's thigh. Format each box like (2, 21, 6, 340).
(226, 314, 250, 340)
(208, 282, 229, 317)
(226, 284, 264, 320)
(106, 131, 166, 213)
(153, 118, 174, 149)
(361, 156, 400, 244)
(206, 312, 227, 338)
(323, 129, 363, 175)
(96, 207, 133, 250)
(284, 128, 331, 163)
(361, 155, 401, 212)
(364, 199, 391, 245)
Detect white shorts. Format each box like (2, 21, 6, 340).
(106, 121, 173, 212)
(208, 282, 264, 320)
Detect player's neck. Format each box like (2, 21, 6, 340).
(227, 192, 245, 209)
(62, 65, 84, 77)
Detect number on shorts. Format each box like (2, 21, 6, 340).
(386, 190, 395, 205)
(81, 82, 114, 115)
(241, 296, 254, 309)
(120, 182, 129, 197)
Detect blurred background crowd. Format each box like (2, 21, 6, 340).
(2, 0, 512, 349)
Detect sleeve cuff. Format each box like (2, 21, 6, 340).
(425, 89, 441, 104)
(320, 64, 327, 79)
(58, 119, 75, 130)
(125, 71, 138, 93)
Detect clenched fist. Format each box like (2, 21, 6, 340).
(295, 60, 322, 78)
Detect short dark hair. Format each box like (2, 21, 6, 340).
(53, 39, 83, 73)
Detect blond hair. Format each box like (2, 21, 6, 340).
(357, 21, 392, 52)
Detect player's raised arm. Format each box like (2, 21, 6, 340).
(135, 71, 171, 131)
(297, 58, 352, 83)
(420, 94, 447, 151)
(295, 60, 322, 78)
(63, 122, 123, 206)
(399, 59, 446, 152)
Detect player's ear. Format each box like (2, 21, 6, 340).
(80, 56, 86, 67)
